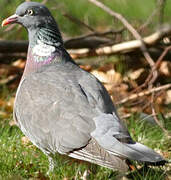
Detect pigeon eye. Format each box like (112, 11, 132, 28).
(27, 9, 34, 15)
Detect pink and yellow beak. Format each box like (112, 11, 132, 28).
(2, 14, 19, 27)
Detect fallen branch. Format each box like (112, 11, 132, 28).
(65, 28, 124, 49)
(0, 52, 27, 63)
(0, 41, 28, 53)
(116, 84, 171, 105)
(1, 47, 171, 64)
(69, 25, 171, 59)
(0, 25, 170, 62)
(64, 35, 113, 49)
(0, 28, 124, 53)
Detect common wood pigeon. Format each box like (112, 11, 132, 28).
(2, 2, 166, 173)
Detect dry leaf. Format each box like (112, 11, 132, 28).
(9, 120, 17, 126)
(165, 112, 171, 119)
(91, 69, 122, 84)
(21, 136, 30, 145)
(159, 61, 171, 77)
(5, 97, 15, 112)
(0, 111, 9, 118)
(12, 59, 26, 69)
(127, 68, 148, 84)
(0, 99, 6, 106)
(165, 90, 171, 105)
(98, 63, 114, 72)
(128, 68, 144, 80)
(80, 64, 92, 72)
(0, 64, 21, 76)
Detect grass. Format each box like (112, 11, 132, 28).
(0, 86, 170, 179)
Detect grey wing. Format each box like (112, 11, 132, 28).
(78, 69, 165, 163)
(78, 69, 131, 141)
(14, 69, 96, 154)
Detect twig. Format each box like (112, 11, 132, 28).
(139, 10, 158, 32)
(64, 29, 124, 49)
(63, 13, 95, 32)
(148, 45, 171, 85)
(63, 12, 124, 39)
(151, 93, 169, 135)
(158, 0, 166, 25)
(87, 0, 155, 68)
(135, 45, 171, 91)
(73, 28, 124, 38)
(116, 84, 171, 105)
(139, 0, 167, 31)
(141, 90, 163, 112)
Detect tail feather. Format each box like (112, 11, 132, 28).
(91, 113, 166, 165)
(120, 142, 165, 163)
(105, 139, 165, 164)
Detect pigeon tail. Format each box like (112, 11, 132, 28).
(111, 141, 166, 164)
(125, 142, 167, 165)
(91, 113, 166, 165)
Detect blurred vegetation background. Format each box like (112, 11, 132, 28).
(0, 0, 170, 39)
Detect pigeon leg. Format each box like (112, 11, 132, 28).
(47, 156, 55, 175)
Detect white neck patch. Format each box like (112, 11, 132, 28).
(32, 40, 60, 57)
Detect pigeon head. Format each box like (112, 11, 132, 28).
(2, 2, 63, 47)
(3, 2, 54, 29)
